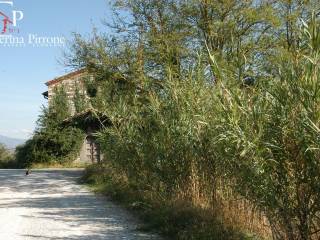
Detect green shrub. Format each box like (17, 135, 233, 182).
(0, 144, 15, 168)
(16, 86, 85, 168)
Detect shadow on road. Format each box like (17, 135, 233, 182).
(0, 170, 161, 240)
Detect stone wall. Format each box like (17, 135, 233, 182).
(47, 71, 90, 115)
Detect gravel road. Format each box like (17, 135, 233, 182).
(0, 169, 162, 240)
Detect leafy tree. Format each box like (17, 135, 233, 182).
(47, 85, 71, 122)
(0, 144, 14, 168)
(0, 144, 10, 160)
(73, 84, 88, 113)
(16, 86, 84, 167)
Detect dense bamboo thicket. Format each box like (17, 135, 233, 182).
(24, 0, 320, 239)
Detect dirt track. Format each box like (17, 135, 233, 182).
(0, 169, 161, 240)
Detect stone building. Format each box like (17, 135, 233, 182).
(42, 69, 89, 114)
(42, 69, 106, 164)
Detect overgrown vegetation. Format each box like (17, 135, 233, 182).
(15, 86, 85, 168)
(0, 144, 15, 168)
(83, 163, 251, 240)
(18, 0, 320, 239)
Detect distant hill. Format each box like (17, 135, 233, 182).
(0, 135, 26, 150)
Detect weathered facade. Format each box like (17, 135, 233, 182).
(43, 70, 104, 164)
(42, 69, 90, 115)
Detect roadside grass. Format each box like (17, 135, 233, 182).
(30, 161, 89, 169)
(0, 160, 88, 169)
(82, 164, 262, 240)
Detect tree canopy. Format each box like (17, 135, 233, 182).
(23, 0, 320, 239)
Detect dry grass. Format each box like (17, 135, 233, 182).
(175, 177, 272, 239)
(30, 161, 89, 169)
(83, 164, 271, 240)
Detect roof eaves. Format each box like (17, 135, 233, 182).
(45, 68, 87, 86)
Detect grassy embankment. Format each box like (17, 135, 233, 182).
(30, 162, 89, 169)
(83, 164, 267, 240)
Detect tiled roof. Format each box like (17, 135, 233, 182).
(45, 69, 87, 86)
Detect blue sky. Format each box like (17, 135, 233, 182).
(0, 0, 112, 139)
